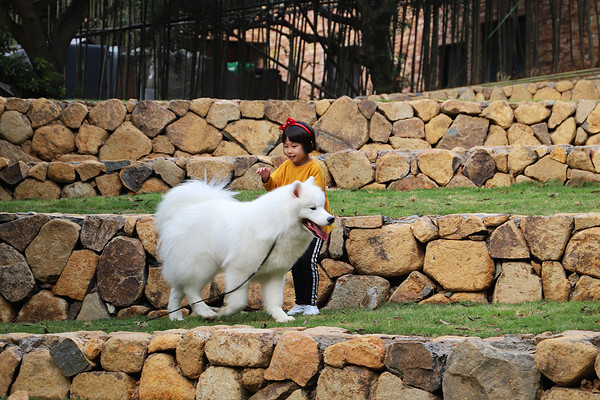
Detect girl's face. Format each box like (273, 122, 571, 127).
(283, 136, 310, 166)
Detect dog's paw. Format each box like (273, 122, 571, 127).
(168, 310, 184, 321)
(216, 305, 238, 318)
(274, 314, 295, 323)
(198, 309, 218, 319)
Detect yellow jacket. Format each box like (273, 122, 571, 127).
(263, 159, 333, 233)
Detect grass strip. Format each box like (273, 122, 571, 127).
(3, 301, 600, 338)
(1, 180, 599, 217)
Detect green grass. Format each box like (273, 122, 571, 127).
(3, 301, 600, 338)
(328, 181, 600, 217)
(0, 194, 162, 215)
(1, 180, 599, 217)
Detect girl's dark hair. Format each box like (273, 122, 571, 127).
(282, 121, 316, 154)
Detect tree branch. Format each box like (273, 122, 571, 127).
(315, 5, 360, 27)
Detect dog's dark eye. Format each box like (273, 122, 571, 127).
(310, 206, 316, 210)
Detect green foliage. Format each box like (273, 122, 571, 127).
(0, 23, 10, 54)
(0, 54, 65, 98)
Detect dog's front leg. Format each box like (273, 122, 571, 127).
(185, 291, 218, 320)
(261, 275, 294, 323)
(168, 287, 185, 321)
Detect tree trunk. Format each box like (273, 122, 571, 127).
(355, 0, 401, 94)
(2, 0, 89, 74)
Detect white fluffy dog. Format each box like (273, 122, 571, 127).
(155, 177, 334, 322)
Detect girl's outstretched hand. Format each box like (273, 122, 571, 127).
(256, 167, 271, 182)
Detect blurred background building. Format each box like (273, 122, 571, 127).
(0, 0, 598, 101)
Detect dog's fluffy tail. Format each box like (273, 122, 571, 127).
(155, 179, 236, 232)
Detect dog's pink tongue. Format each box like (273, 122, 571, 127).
(306, 220, 328, 241)
(314, 224, 328, 241)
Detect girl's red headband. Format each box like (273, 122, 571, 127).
(279, 117, 313, 138)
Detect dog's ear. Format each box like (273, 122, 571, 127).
(292, 180, 302, 198)
(306, 176, 315, 185)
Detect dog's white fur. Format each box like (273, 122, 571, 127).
(155, 177, 334, 322)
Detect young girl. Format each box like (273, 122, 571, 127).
(256, 117, 332, 316)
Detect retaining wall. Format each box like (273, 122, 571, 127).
(2, 212, 600, 325)
(2, 326, 600, 399)
(3, 143, 600, 201)
(3, 83, 600, 399)
(2, 90, 600, 199)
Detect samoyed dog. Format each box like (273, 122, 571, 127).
(155, 177, 334, 323)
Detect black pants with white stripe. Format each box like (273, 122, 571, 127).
(291, 237, 322, 306)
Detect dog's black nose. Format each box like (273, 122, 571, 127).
(327, 216, 335, 224)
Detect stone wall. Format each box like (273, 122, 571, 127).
(2, 91, 600, 199)
(4, 143, 600, 200)
(3, 93, 600, 163)
(377, 78, 600, 103)
(2, 326, 600, 399)
(2, 83, 600, 165)
(2, 86, 600, 399)
(2, 212, 600, 325)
